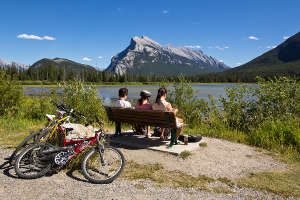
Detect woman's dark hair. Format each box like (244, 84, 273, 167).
(155, 88, 167, 104)
(119, 88, 128, 98)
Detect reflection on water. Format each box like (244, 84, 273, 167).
(23, 84, 255, 106)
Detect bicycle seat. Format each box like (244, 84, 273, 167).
(46, 114, 55, 121)
(56, 110, 66, 116)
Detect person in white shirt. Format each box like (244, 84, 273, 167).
(113, 88, 131, 136)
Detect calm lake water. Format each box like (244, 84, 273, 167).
(23, 84, 254, 106)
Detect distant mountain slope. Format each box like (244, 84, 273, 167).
(28, 58, 97, 81)
(105, 36, 229, 76)
(225, 31, 300, 77)
(0, 58, 28, 70)
(31, 58, 96, 73)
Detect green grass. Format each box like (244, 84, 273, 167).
(179, 150, 192, 159)
(237, 165, 300, 197)
(199, 142, 208, 147)
(0, 117, 45, 147)
(212, 186, 234, 194)
(121, 161, 215, 190)
(217, 177, 235, 187)
(134, 183, 145, 190)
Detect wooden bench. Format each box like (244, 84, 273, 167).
(104, 106, 179, 147)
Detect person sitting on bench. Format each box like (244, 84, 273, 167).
(135, 90, 152, 138)
(152, 88, 184, 140)
(112, 88, 131, 136)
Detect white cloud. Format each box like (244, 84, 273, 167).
(82, 57, 92, 61)
(215, 46, 229, 50)
(163, 10, 168, 14)
(219, 60, 224, 62)
(236, 62, 242, 66)
(184, 45, 201, 49)
(43, 36, 56, 40)
(17, 34, 56, 40)
(98, 56, 103, 59)
(266, 45, 277, 49)
(248, 36, 259, 40)
(283, 36, 290, 40)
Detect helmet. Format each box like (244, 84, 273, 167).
(140, 90, 151, 97)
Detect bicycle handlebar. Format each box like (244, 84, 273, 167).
(51, 100, 86, 119)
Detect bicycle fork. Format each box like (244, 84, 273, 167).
(96, 135, 105, 166)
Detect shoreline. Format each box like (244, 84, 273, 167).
(19, 82, 255, 87)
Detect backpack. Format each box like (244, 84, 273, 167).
(153, 127, 170, 137)
(178, 135, 202, 143)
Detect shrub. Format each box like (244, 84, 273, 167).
(0, 72, 22, 116)
(51, 81, 105, 123)
(220, 77, 300, 132)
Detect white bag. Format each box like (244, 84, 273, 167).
(62, 123, 97, 141)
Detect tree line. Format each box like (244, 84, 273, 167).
(1, 64, 298, 83)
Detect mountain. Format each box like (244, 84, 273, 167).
(0, 58, 28, 70)
(28, 58, 98, 81)
(31, 58, 96, 73)
(222, 32, 300, 79)
(105, 36, 230, 76)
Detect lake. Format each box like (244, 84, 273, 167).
(23, 84, 253, 106)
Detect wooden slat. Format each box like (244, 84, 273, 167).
(104, 106, 177, 128)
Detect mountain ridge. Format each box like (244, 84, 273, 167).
(0, 58, 28, 70)
(105, 36, 229, 76)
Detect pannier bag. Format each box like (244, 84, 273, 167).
(178, 135, 202, 143)
(152, 127, 170, 137)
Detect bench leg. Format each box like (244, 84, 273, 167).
(115, 122, 121, 135)
(168, 128, 177, 148)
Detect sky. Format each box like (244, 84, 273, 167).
(0, 0, 299, 70)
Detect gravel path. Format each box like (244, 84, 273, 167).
(122, 137, 286, 179)
(0, 140, 297, 200)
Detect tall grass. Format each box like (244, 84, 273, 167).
(165, 76, 300, 154)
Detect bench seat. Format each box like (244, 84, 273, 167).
(104, 106, 178, 147)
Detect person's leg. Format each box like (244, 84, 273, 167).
(114, 122, 121, 136)
(146, 126, 151, 137)
(160, 128, 165, 139)
(176, 127, 182, 139)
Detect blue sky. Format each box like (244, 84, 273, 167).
(0, 0, 299, 69)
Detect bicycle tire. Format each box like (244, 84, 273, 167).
(15, 143, 52, 179)
(81, 146, 125, 184)
(9, 131, 40, 165)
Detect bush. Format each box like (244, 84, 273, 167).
(0, 72, 22, 116)
(249, 119, 300, 152)
(17, 97, 55, 120)
(51, 81, 105, 123)
(165, 76, 299, 152)
(220, 77, 300, 132)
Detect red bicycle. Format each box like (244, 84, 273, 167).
(14, 115, 125, 184)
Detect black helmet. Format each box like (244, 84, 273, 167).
(140, 90, 151, 97)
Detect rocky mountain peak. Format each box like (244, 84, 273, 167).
(0, 58, 28, 70)
(105, 36, 230, 76)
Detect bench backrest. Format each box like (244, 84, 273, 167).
(104, 106, 177, 128)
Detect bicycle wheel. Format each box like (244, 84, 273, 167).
(15, 143, 52, 179)
(82, 146, 125, 184)
(9, 131, 40, 165)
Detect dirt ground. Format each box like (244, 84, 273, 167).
(0, 137, 294, 200)
(121, 137, 286, 179)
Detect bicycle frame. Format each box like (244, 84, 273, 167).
(59, 122, 105, 160)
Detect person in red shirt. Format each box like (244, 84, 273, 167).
(135, 90, 152, 137)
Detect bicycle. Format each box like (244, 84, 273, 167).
(8, 101, 77, 165)
(14, 115, 125, 184)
